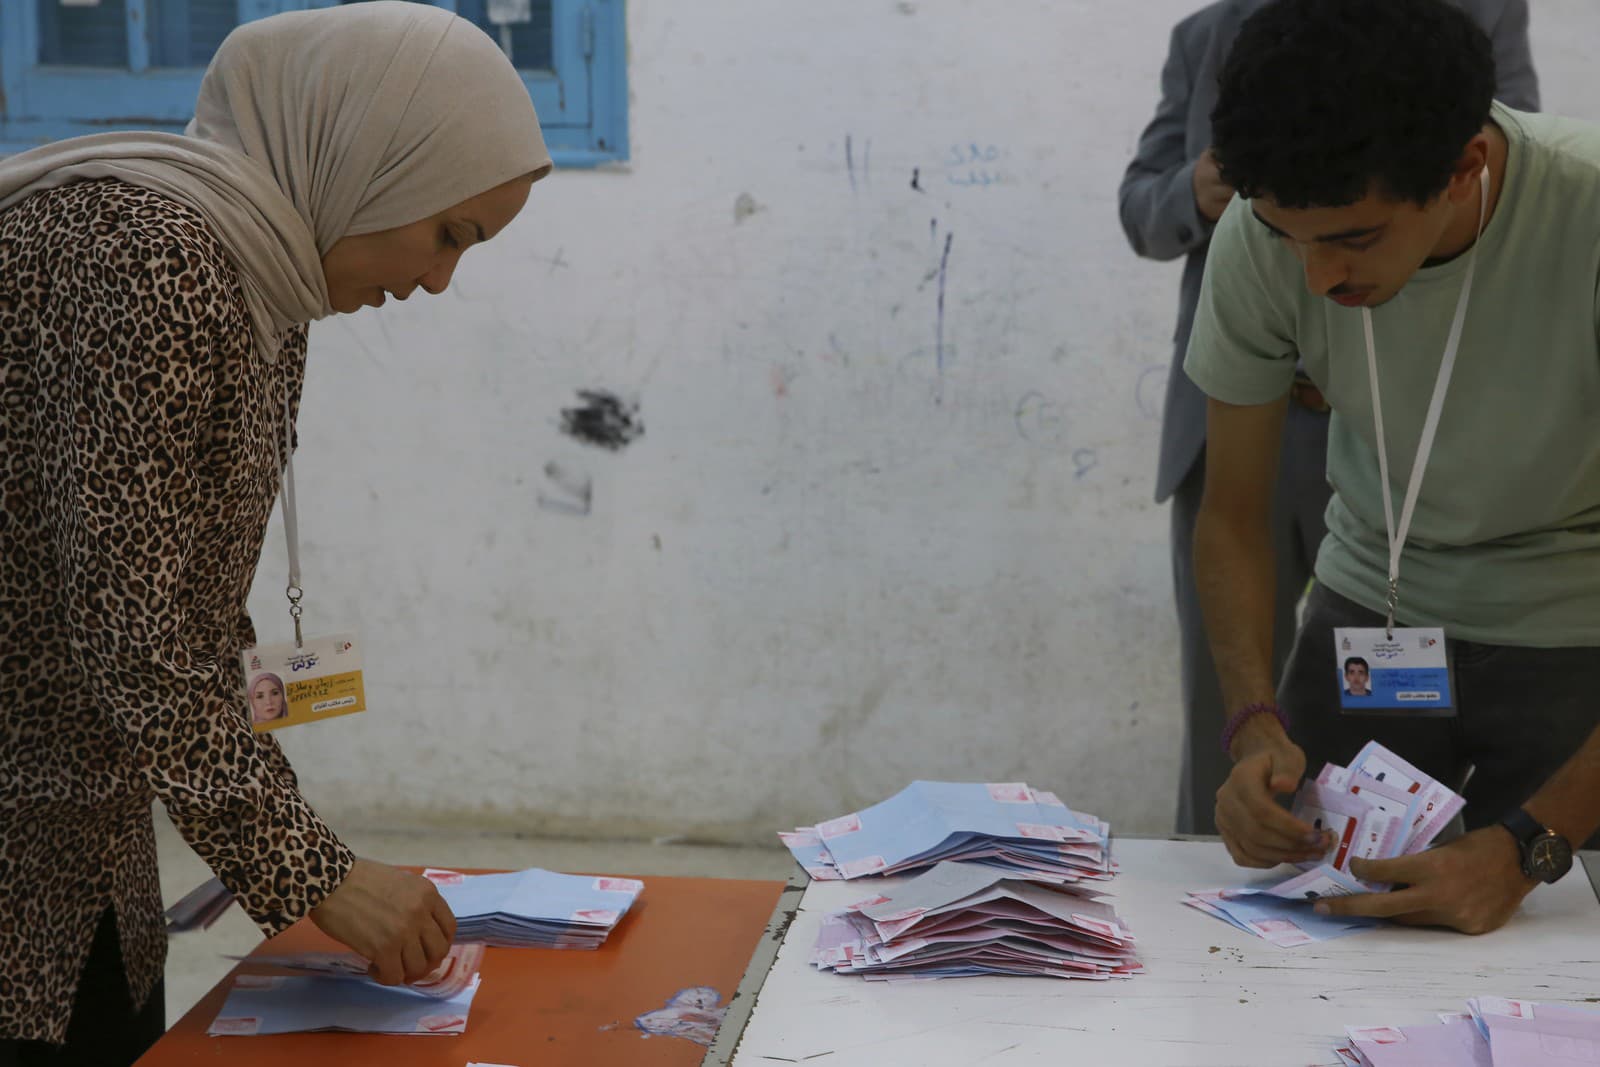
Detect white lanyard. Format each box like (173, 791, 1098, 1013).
(1363, 165, 1489, 637)
(281, 391, 305, 648)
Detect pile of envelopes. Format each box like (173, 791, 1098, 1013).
(1334, 997, 1600, 1066)
(779, 781, 1115, 883)
(208, 943, 485, 1036)
(1185, 742, 1466, 947)
(204, 865, 647, 1036)
(423, 866, 645, 949)
(811, 860, 1140, 981)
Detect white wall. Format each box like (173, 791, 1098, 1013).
(258, 0, 1600, 843)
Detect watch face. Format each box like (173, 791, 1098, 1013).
(1529, 833, 1574, 883)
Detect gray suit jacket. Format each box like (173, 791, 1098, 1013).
(1119, 0, 1540, 503)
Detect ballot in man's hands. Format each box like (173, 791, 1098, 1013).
(1215, 717, 1332, 869)
(1312, 827, 1536, 935)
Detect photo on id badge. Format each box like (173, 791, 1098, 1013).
(241, 633, 366, 733)
(1333, 627, 1455, 716)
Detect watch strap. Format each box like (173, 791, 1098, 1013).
(1500, 807, 1546, 848)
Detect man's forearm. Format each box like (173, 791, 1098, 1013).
(1525, 723, 1600, 848)
(1193, 495, 1280, 751)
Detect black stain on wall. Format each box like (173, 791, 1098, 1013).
(559, 389, 644, 451)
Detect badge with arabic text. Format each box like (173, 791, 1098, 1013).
(1333, 627, 1454, 716)
(240, 633, 366, 733)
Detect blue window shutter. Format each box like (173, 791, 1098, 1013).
(36, 0, 131, 67)
(148, 0, 240, 67)
(3, 0, 625, 162)
(453, 0, 553, 70)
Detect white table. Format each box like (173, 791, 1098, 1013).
(721, 839, 1600, 1066)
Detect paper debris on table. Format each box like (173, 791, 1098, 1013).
(634, 986, 727, 1046)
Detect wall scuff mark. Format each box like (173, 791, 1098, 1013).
(559, 389, 644, 451)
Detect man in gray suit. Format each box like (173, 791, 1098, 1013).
(1118, 0, 1539, 835)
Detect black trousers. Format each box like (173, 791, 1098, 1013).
(1281, 582, 1600, 848)
(0, 909, 165, 1067)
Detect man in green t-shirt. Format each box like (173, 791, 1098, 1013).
(1185, 0, 1600, 933)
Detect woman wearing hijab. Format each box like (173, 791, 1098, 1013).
(248, 674, 289, 726)
(0, 4, 551, 1062)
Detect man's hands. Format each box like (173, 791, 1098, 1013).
(1313, 827, 1536, 935)
(1215, 723, 1539, 935)
(1193, 147, 1236, 223)
(310, 858, 457, 985)
(1215, 718, 1331, 868)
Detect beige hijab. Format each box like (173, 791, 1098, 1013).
(0, 1, 552, 361)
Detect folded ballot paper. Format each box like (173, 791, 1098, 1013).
(210, 973, 482, 1036)
(811, 860, 1140, 981)
(422, 867, 645, 949)
(780, 781, 1115, 883)
(1332, 997, 1600, 1066)
(208, 942, 486, 1036)
(1185, 741, 1466, 947)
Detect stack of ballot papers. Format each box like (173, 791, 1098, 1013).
(811, 860, 1140, 981)
(779, 781, 1114, 883)
(164, 876, 235, 934)
(423, 867, 645, 949)
(226, 942, 484, 999)
(208, 943, 484, 1036)
(1184, 741, 1465, 947)
(1331, 996, 1600, 1066)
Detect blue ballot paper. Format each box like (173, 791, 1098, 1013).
(208, 974, 481, 1036)
(781, 782, 1114, 882)
(425, 866, 645, 949)
(1185, 886, 1377, 948)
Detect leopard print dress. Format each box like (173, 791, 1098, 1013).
(0, 179, 355, 1043)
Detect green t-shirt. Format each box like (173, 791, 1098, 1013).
(1185, 103, 1600, 647)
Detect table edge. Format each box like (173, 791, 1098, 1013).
(701, 866, 811, 1067)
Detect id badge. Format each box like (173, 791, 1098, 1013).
(1333, 627, 1455, 716)
(241, 632, 367, 733)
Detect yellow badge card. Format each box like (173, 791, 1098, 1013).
(241, 633, 366, 733)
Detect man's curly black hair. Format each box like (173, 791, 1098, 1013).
(1211, 0, 1495, 209)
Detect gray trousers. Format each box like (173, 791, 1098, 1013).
(1172, 403, 1331, 834)
(1281, 582, 1600, 849)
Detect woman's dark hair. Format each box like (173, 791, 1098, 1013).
(1211, 0, 1495, 208)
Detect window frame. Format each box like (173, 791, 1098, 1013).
(0, 0, 627, 165)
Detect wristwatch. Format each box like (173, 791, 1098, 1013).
(1500, 808, 1573, 884)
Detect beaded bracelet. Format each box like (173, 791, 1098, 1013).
(1219, 701, 1289, 756)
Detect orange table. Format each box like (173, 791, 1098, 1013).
(138, 873, 791, 1067)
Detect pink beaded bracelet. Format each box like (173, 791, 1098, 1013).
(1219, 701, 1289, 756)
